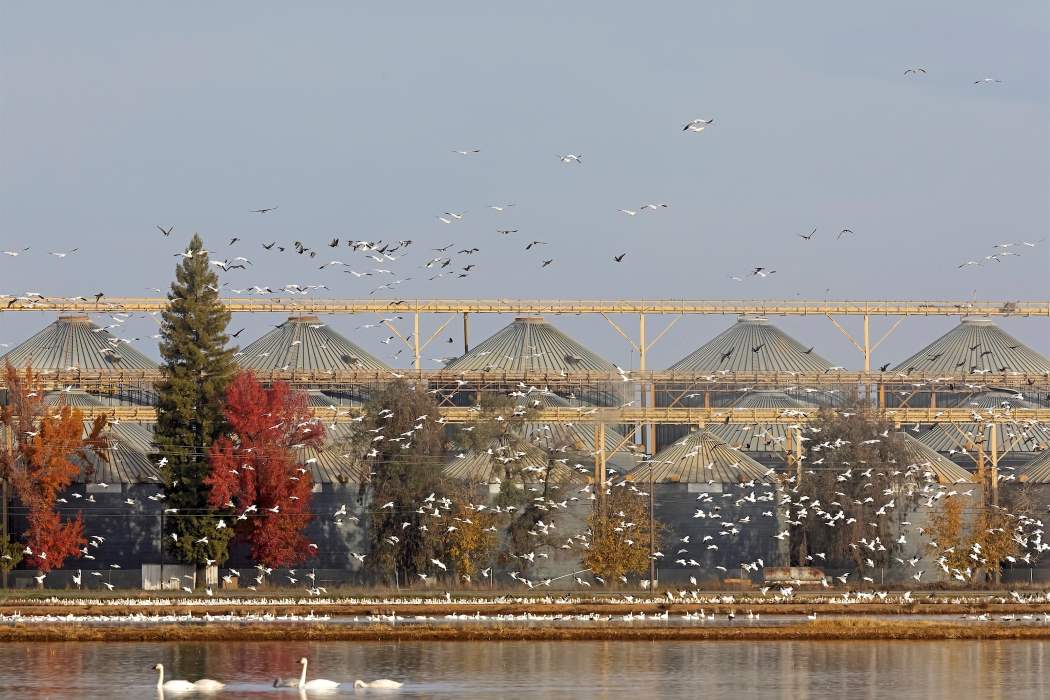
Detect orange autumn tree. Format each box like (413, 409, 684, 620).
(0, 364, 107, 574)
(205, 371, 325, 568)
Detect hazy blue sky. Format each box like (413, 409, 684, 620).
(2, 2, 1047, 369)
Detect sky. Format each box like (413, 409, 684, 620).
(1, 1, 1047, 371)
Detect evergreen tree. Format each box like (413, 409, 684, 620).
(154, 234, 237, 573)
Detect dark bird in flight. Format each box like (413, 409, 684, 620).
(802, 347, 815, 355)
(798, 228, 816, 240)
(720, 348, 734, 363)
(526, 241, 548, 250)
(541, 259, 554, 267)
(157, 225, 174, 237)
(250, 206, 278, 214)
(751, 344, 764, 353)
(903, 68, 927, 75)
(879, 362, 891, 372)
(329, 238, 339, 248)
(231, 328, 245, 338)
(263, 242, 276, 250)
(93, 292, 104, 303)
(229, 237, 240, 246)
(613, 253, 627, 262)
(837, 229, 854, 239)
(497, 229, 518, 235)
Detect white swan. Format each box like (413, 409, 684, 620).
(193, 678, 226, 693)
(297, 657, 340, 691)
(355, 679, 404, 689)
(153, 664, 195, 693)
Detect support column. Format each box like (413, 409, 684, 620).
(639, 313, 652, 455)
(863, 315, 870, 372)
(462, 312, 470, 354)
(413, 312, 421, 371)
(795, 427, 803, 484)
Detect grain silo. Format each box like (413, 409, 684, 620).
(237, 315, 390, 403)
(890, 318, 1050, 407)
(917, 421, 1050, 474)
(1, 315, 158, 405)
(626, 429, 777, 582)
(656, 316, 834, 450)
(442, 316, 623, 406)
(517, 391, 639, 475)
(705, 390, 818, 470)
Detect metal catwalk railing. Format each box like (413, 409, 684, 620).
(64, 405, 1050, 425)
(2, 297, 1048, 316)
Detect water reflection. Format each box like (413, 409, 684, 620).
(0, 639, 1044, 699)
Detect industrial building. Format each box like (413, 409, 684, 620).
(0, 302, 1046, 586)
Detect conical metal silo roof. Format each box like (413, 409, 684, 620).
(1020, 450, 1050, 484)
(237, 316, 390, 372)
(894, 433, 974, 485)
(518, 392, 637, 471)
(45, 389, 105, 407)
(706, 391, 817, 454)
(293, 424, 368, 484)
(917, 421, 1050, 455)
(76, 422, 161, 484)
(891, 318, 1050, 374)
(443, 317, 617, 373)
(714, 390, 817, 409)
(668, 317, 833, 372)
(627, 430, 771, 484)
(950, 390, 1039, 410)
(444, 433, 587, 484)
(1, 315, 157, 371)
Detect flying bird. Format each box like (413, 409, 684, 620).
(250, 206, 279, 214)
(683, 118, 714, 132)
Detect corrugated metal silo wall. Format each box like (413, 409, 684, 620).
(652, 483, 779, 584)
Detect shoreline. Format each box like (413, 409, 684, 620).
(0, 602, 1048, 617)
(0, 619, 1047, 642)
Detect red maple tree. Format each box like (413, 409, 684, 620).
(206, 371, 325, 568)
(0, 364, 107, 574)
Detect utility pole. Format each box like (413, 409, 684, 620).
(648, 466, 656, 587)
(2, 423, 9, 589)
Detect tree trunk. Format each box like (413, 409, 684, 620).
(195, 564, 208, 590)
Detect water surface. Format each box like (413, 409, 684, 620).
(0, 639, 1045, 699)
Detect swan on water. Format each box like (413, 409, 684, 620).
(355, 679, 404, 689)
(193, 678, 226, 692)
(153, 664, 225, 693)
(152, 664, 195, 693)
(295, 657, 340, 691)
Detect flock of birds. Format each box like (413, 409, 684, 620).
(0, 61, 1041, 597)
(4, 373, 1047, 595)
(154, 657, 401, 693)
